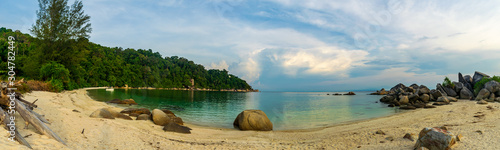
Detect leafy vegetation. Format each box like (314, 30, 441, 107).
(474, 76, 500, 95)
(442, 76, 455, 88)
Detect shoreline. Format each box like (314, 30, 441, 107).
(112, 87, 259, 92)
(0, 88, 499, 149)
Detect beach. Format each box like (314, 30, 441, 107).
(1, 88, 499, 150)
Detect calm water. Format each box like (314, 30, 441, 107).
(87, 89, 401, 130)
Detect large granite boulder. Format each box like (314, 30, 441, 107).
(419, 94, 430, 103)
(120, 108, 151, 115)
(453, 82, 463, 93)
(90, 108, 115, 119)
(464, 75, 473, 84)
(233, 110, 273, 131)
(163, 122, 192, 134)
(460, 88, 474, 100)
(152, 109, 183, 126)
(484, 80, 500, 93)
(399, 95, 410, 105)
(436, 84, 448, 97)
(380, 95, 395, 103)
(458, 72, 465, 84)
(136, 114, 151, 120)
(417, 85, 430, 95)
(475, 89, 490, 100)
(414, 127, 458, 150)
(472, 71, 490, 86)
(409, 84, 419, 90)
(430, 90, 444, 100)
(443, 86, 457, 97)
(436, 96, 450, 104)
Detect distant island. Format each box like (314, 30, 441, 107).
(0, 27, 254, 92)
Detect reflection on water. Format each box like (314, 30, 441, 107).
(87, 89, 401, 130)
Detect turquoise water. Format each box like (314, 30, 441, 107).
(87, 89, 401, 130)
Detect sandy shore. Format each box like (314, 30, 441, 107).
(1, 88, 499, 149)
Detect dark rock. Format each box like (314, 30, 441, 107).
(453, 82, 463, 93)
(400, 105, 417, 110)
(437, 96, 450, 104)
(375, 130, 385, 135)
(460, 88, 474, 100)
(464, 75, 473, 84)
(417, 85, 430, 95)
(458, 72, 465, 84)
(412, 103, 425, 108)
(104, 108, 133, 120)
(370, 88, 389, 95)
(424, 105, 436, 108)
(436, 84, 448, 97)
(136, 114, 151, 120)
(414, 127, 458, 150)
(484, 80, 500, 93)
(163, 122, 192, 134)
(390, 83, 406, 94)
(443, 86, 457, 97)
(388, 104, 395, 107)
(72, 109, 80, 113)
(430, 90, 443, 100)
(433, 102, 448, 106)
(120, 108, 151, 115)
(408, 94, 419, 102)
(403, 133, 416, 141)
(380, 95, 395, 103)
(409, 84, 419, 90)
(344, 92, 356, 95)
(107, 99, 138, 105)
(472, 71, 490, 86)
(419, 94, 430, 103)
(475, 89, 490, 100)
(107, 99, 122, 104)
(233, 110, 273, 131)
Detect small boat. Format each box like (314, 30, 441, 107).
(105, 87, 114, 92)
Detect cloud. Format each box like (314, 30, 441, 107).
(209, 60, 229, 70)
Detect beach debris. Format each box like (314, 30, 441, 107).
(456, 134, 463, 141)
(403, 133, 416, 141)
(152, 109, 184, 126)
(136, 114, 151, 120)
(72, 109, 80, 113)
(375, 130, 385, 135)
(475, 130, 483, 134)
(473, 114, 485, 119)
(120, 108, 151, 115)
(233, 109, 273, 131)
(107, 98, 138, 105)
(414, 127, 459, 150)
(162, 122, 192, 134)
(477, 100, 488, 105)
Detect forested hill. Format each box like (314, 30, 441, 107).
(0, 27, 253, 91)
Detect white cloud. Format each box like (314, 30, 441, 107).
(209, 60, 229, 70)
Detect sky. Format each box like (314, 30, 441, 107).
(1, 0, 500, 91)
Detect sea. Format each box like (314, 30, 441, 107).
(87, 89, 402, 130)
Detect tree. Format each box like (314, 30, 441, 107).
(27, 0, 91, 87)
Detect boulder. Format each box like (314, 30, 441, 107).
(163, 122, 192, 134)
(436, 84, 448, 97)
(380, 95, 395, 103)
(430, 90, 444, 100)
(436, 96, 450, 104)
(472, 71, 490, 86)
(464, 75, 473, 84)
(484, 80, 500, 93)
(403, 133, 416, 141)
(400, 105, 416, 110)
(390, 83, 406, 94)
(233, 110, 273, 131)
(107, 99, 138, 105)
(488, 94, 495, 102)
(136, 114, 151, 120)
(496, 97, 500, 102)
(152, 109, 172, 126)
(453, 82, 463, 93)
(460, 88, 474, 100)
(120, 108, 151, 115)
(414, 127, 458, 150)
(475, 89, 490, 100)
(370, 88, 389, 95)
(458, 72, 465, 84)
(419, 94, 430, 103)
(410, 84, 419, 90)
(399, 95, 409, 105)
(443, 87, 457, 97)
(417, 85, 430, 95)
(445, 96, 458, 102)
(90, 108, 115, 119)
(477, 100, 488, 105)
(103, 108, 132, 120)
(408, 94, 419, 102)
(433, 102, 448, 106)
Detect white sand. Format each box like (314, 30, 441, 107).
(1, 88, 499, 149)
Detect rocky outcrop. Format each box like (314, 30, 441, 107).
(343, 92, 356, 95)
(163, 122, 192, 134)
(414, 127, 459, 150)
(233, 110, 273, 131)
(369, 88, 389, 95)
(107, 99, 138, 105)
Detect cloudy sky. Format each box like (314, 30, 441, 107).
(1, 0, 500, 91)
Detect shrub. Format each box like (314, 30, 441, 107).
(40, 61, 70, 91)
(442, 77, 455, 88)
(49, 79, 64, 92)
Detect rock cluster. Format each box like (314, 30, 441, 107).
(369, 88, 389, 95)
(380, 71, 500, 109)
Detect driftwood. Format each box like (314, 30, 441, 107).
(15, 99, 66, 145)
(0, 108, 32, 149)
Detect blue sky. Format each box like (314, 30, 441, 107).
(1, 0, 500, 91)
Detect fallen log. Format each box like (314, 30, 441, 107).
(0, 108, 32, 149)
(15, 99, 66, 145)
